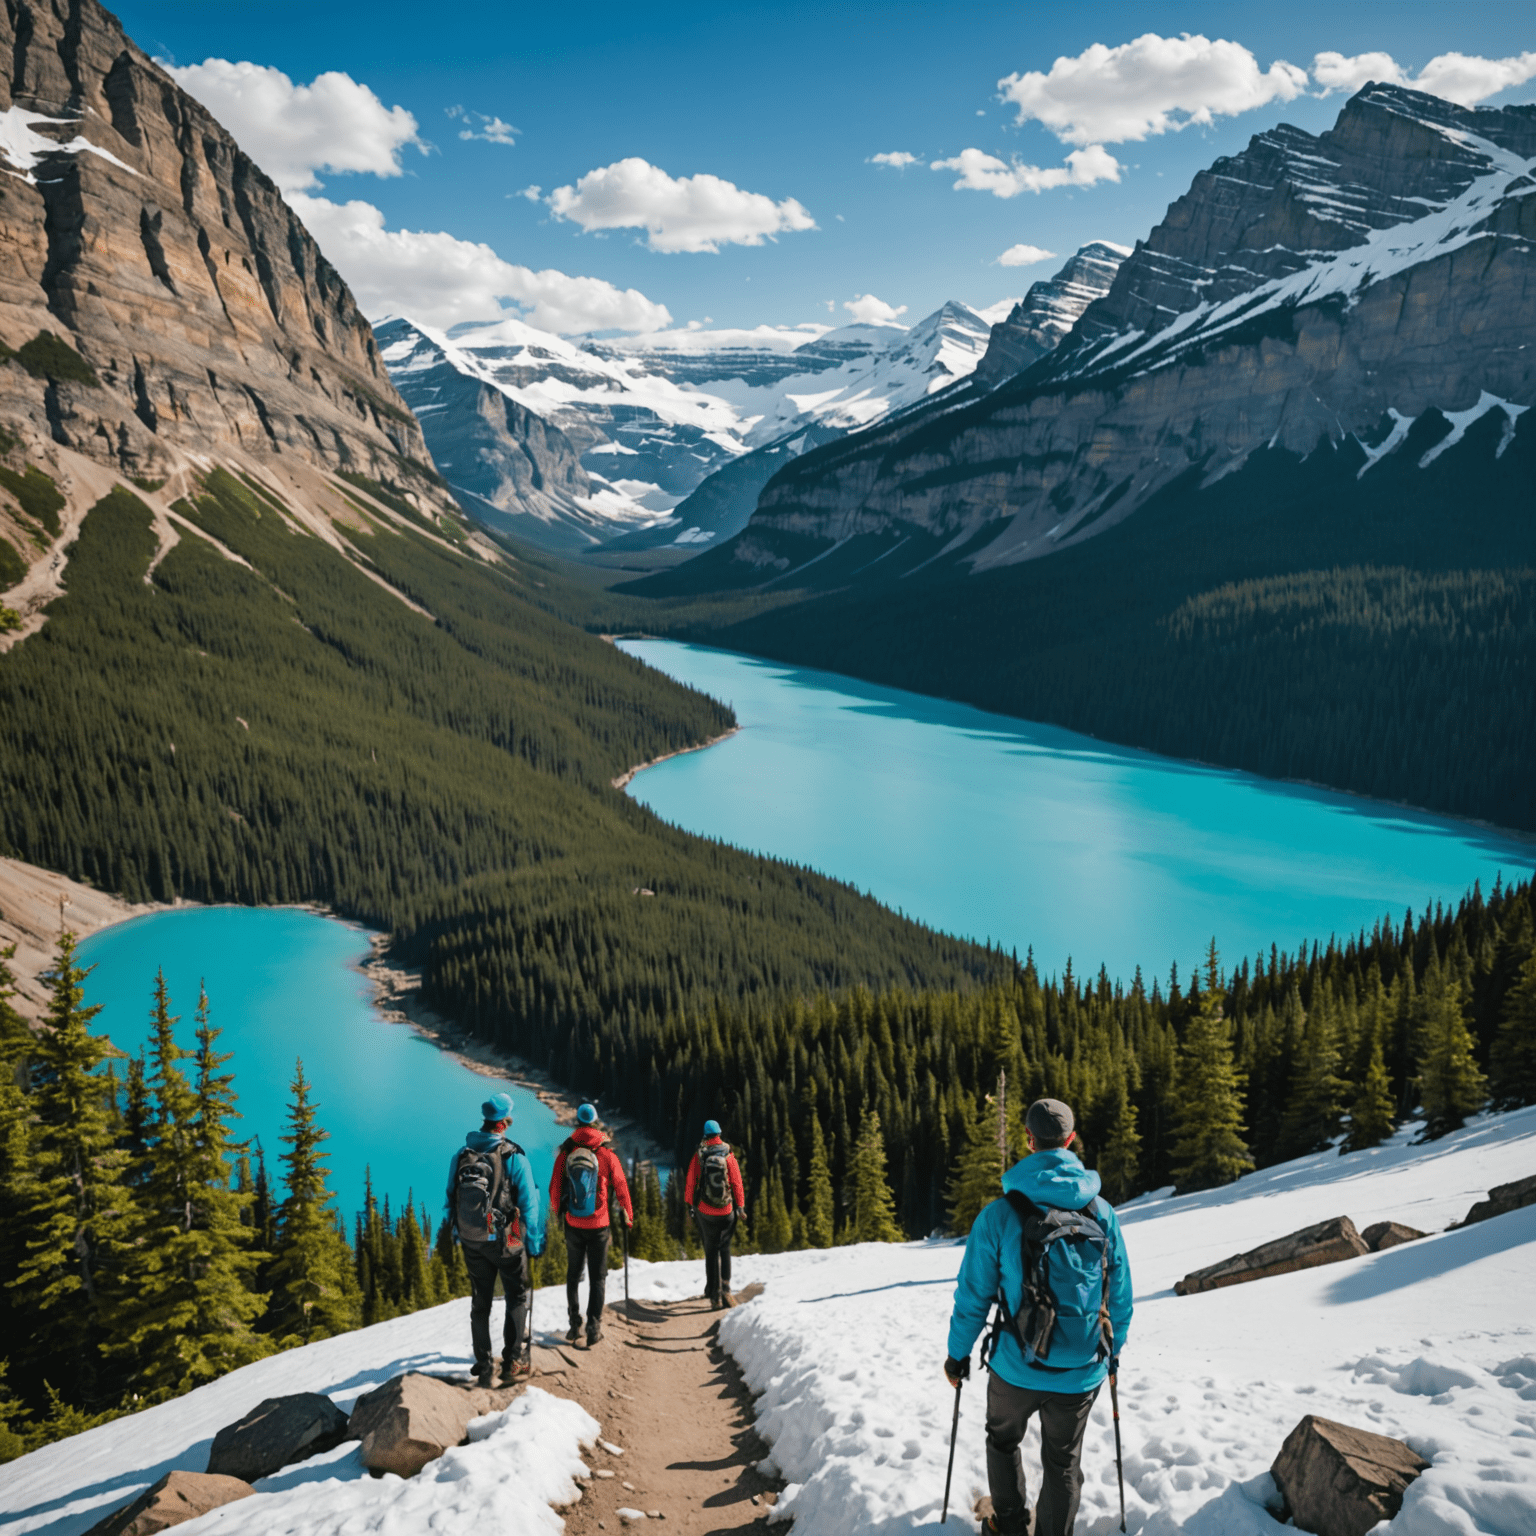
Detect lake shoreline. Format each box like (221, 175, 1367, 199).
(610, 726, 740, 791)
(1, 860, 662, 1167)
(360, 937, 672, 1169)
(0, 856, 186, 1024)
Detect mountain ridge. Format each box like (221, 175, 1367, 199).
(693, 84, 1535, 585)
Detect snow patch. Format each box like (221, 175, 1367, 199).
(1356, 409, 1416, 477)
(0, 106, 140, 182)
(1418, 391, 1529, 467)
(0, 1298, 598, 1536)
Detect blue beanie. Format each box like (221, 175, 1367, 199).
(482, 1091, 515, 1123)
(577, 1103, 598, 1125)
(703, 1118, 721, 1136)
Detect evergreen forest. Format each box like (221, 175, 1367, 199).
(609, 411, 1536, 832)
(3, 462, 1534, 1461)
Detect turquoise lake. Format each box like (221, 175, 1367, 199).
(619, 639, 1533, 982)
(76, 907, 564, 1223)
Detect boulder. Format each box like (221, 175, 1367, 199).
(1174, 1217, 1368, 1295)
(1360, 1221, 1426, 1251)
(85, 1471, 253, 1536)
(206, 1392, 351, 1482)
(1457, 1172, 1536, 1228)
(1271, 1415, 1428, 1536)
(349, 1373, 520, 1478)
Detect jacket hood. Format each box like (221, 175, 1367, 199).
(1004, 1147, 1101, 1209)
(569, 1125, 605, 1149)
(465, 1129, 507, 1153)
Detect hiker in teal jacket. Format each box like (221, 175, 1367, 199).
(945, 1098, 1133, 1536)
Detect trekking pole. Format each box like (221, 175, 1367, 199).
(622, 1218, 631, 1315)
(1109, 1369, 1126, 1533)
(525, 1273, 535, 1368)
(940, 1377, 963, 1525)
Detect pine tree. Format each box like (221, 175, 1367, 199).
(845, 1111, 903, 1243)
(109, 976, 270, 1397)
(1341, 1025, 1397, 1152)
(1096, 1078, 1142, 1205)
(12, 932, 136, 1406)
(757, 1170, 793, 1254)
(0, 947, 35, 1359)
(1414, 957, 1487, 1139)
(266, 1060, 361, 1346)
(1489, 951, 1536, 1110)
(1169, 987, 1254, 1193)
(1276, 984, 1352, 1159)
(944, 1095, 1003, 1235)
(802, 1109, 835, 1249)
(628, 1162, 672, 1262)
(0, 1360, 31, 1463)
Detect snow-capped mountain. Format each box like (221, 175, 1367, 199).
(972, 241, 1131, 386)
(381, 301, 1007, 553)
(688, 85, 1536, 585)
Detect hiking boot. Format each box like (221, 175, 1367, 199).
(564, 1323, 582, 1344)
(501, 1356, 532, 1384)
(980, 1512, 1030, 1536)
(720, 1290, 735, 1308)
(472, 1361, 495, 1389)
(586, 1320, 604, 1346)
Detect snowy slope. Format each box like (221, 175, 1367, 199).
(381, 302, 1005, 549)
(704, 1108, 1536, 1536)
(11, 1111, 1528, 1536)
(0, 1300, 597, 1536)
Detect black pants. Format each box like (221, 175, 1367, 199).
(985, 1371, 1099, 1536)
(462, 1242, 527, 1370)
(565, 1224, 611, 1327)
(697, 1211, 736, 1299)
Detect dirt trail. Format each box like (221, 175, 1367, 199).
(536, 1285, 782, 1536)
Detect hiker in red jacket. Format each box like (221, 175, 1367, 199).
(549, 1103, 632, 1346)
(684, 1119, 746, 1309)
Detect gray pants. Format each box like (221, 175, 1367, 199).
(985, 1371, 1099, 1536)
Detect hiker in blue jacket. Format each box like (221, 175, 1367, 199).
(445, 1091, 546, 1387)
(945, 1098, 1134, 1536)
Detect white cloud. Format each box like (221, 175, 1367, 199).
(447, 106, 518, 145)
(843, 294, 907, 326)
(869, 151, 918, 168)
(166, 59, 422, 192)
(931, 144, 1121, 198)
(516, 184, 543, 202)
(288, 194, 671, 333)
(547, 157, 815, 253)
(1312, 49, 1536, 107)
(1000, 33, 1308, 146)
(997, 243, 1057, 267)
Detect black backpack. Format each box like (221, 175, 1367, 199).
(454, 1140, 526, 1255)
(985, 1190, 1113, 1370)
(697, 1141, 732, 1208)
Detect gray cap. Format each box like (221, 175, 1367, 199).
(1026, 1098, 1074, 1143)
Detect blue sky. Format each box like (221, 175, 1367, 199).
(118, 1, 1536, 339)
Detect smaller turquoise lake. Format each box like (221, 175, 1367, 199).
(619, 639, 1533, 981)
(76, 907, 564, 1225)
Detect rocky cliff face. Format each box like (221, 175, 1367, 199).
(0, 0, 457, 621)
(972, 242, 1129, 387)
(375, 317, 617, 551)
(733, 86, 1536, 581)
